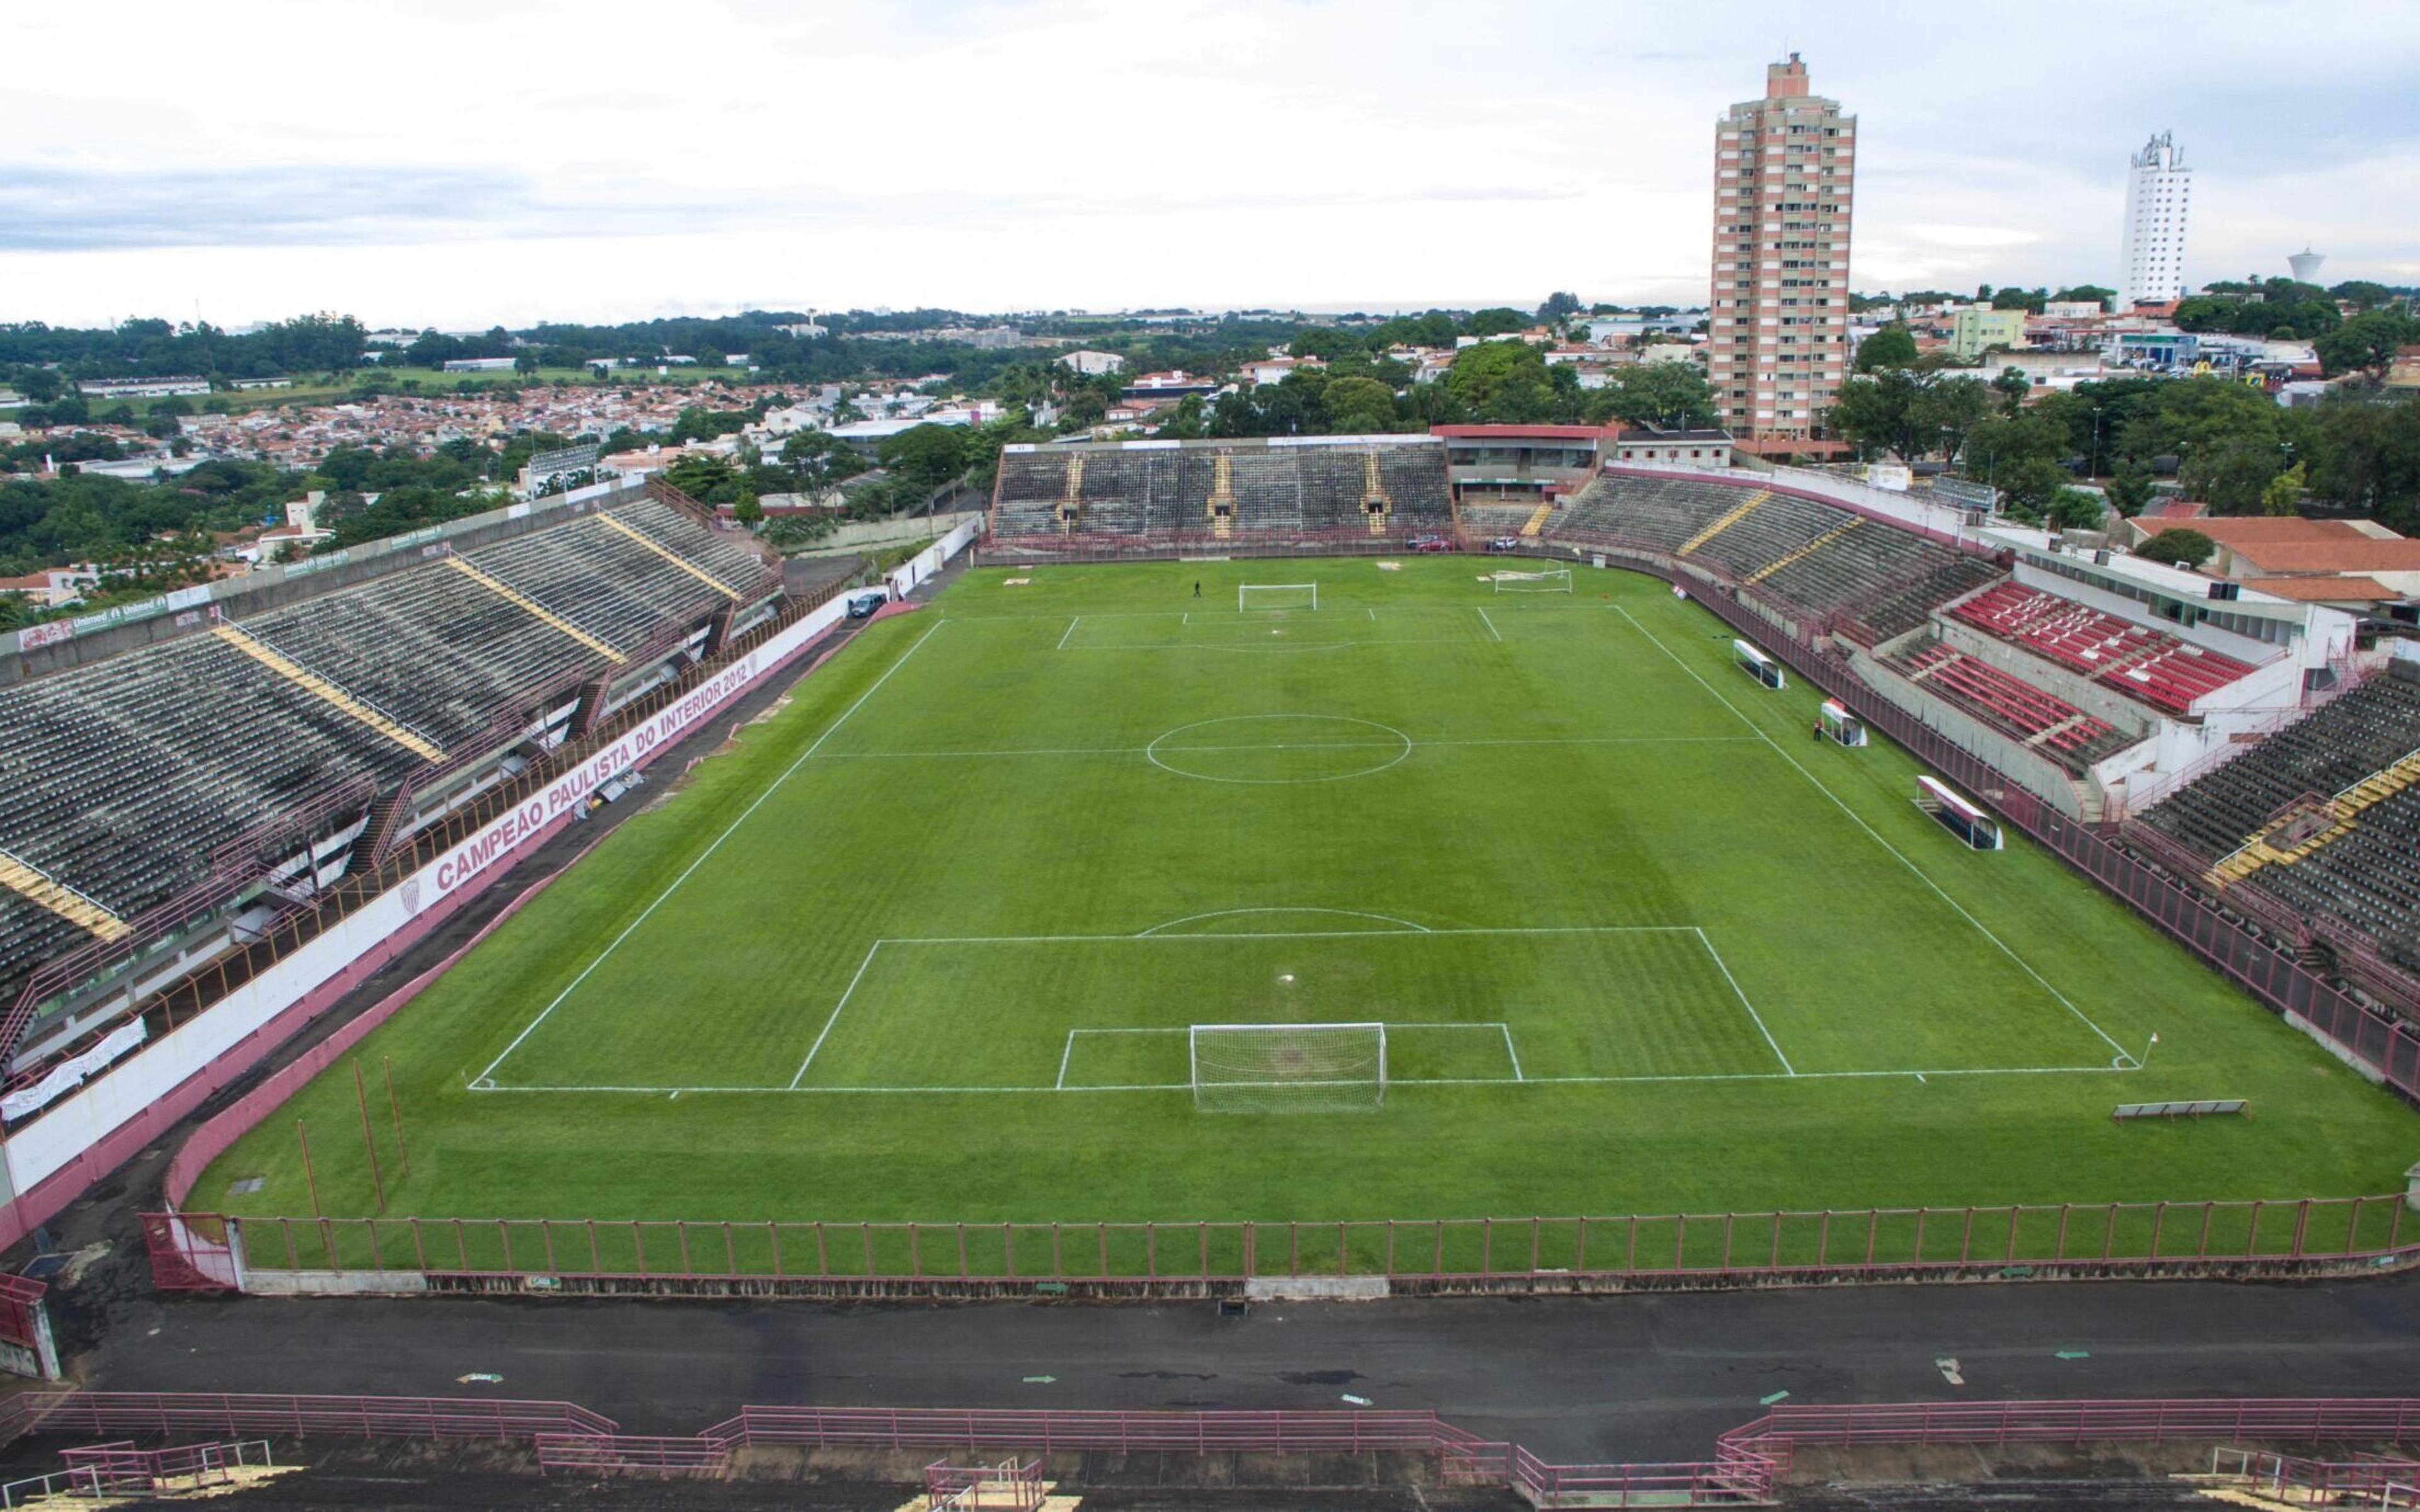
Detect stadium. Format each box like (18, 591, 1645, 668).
(0, 440, 2418, 1498)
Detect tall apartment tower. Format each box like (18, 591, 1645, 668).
(1708, 53, 1855, 447)
(2119, 132, 2191, 309)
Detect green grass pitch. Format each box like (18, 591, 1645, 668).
(196, 558, 2417, 1227)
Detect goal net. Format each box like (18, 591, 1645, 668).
(1239, 583, 1317, 612)
(1490, 568, 1572, 593)
(1190, 1022, 1386, 1113)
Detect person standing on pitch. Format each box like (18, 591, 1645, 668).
(1194, 580, 1202, 598)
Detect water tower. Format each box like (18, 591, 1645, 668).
(2288, 248, 2326, 283)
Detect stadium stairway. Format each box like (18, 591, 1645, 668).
(2210, 744, 2420, 884)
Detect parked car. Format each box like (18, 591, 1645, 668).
(1409, 534, 1453, 553)
(1489, 537, 1521, 553)
(846, 590, 890, 619)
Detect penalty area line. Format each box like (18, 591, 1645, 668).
(1696, 927, 1794, 1076)
(470, 1060, 2139, 1096)
(791, 941, 885, 1089)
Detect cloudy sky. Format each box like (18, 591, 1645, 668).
(4, 0, 2416, 329)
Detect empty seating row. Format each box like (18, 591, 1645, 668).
(244, 557, 601, 745)
(1541, 472, 2005, 645)
(0, 890, 85, 1009)
(1887, 643, 2137, 775)
(1950, 582, 2257, 714)
(0, 493, 779, 1002)
(615, 498, 778, 592)
(0, 631, 429, 924)
(990, 444, 1453, 542)
(2247, 782, 2420, 961)
(2140, 673, 2420, 861)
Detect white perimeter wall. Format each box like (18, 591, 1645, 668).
(1, 587, 866, 1200)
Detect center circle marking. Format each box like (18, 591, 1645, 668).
(1144, 714, 1414, 785)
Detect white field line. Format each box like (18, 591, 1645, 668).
(1055, 1020, 1516, 1090)
(800, 735, 1761, 762)
(1477, 606, 1503, 643)
(1056, 614, 1080, 650)
(873, 924, 1705, 946)
(473, 1061, 2136, 1096)
(472, 619, 947, 1089)
(1059, 636, 1480, 654)
(1136, 906, 1432, 935)
(1695, 927, 1793, 1076)
(1613, 605, 2136, 1067)
(790, 941, 887, 1089)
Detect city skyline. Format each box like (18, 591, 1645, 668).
(2, 0, 2415, 329)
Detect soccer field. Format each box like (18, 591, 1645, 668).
(195, 558, 2417, 1228)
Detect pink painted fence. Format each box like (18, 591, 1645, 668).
(150, 1193, 2419, 1295)
(4, 1392, 2416, 1506)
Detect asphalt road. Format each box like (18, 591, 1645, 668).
(78, 1268, 2420, 1463)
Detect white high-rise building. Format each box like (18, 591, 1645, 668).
(2119, 132, 2190, 309)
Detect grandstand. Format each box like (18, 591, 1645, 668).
(1544, 469, 2001, 642)
(0, 483, 782, 1086)
(1950, 581, 2259, 715)
(989, 437, 1453, 548)
(1885, 641, 2141, 776)
(2134, 665, 2420, 987)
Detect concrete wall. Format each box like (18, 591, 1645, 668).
(1850, 654, 2089, 820)
(785, 510, 981, 558)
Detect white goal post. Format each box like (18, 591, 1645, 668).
(1189, 1022, 1386, 1112)
(1489, 568, 1572, 593)
(1239, 583, 1317, 612)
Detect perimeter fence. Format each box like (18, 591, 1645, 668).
(4, 1392, 2416, 1508)
(146, 1195, 2417, 1296)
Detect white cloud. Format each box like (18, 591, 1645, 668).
(1, 0, 2414, 326)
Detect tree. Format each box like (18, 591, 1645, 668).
(2315, 309, 2420, 377)
(1463, 307, 1531, 339)
(1443, 340, 1553, 422)
(1321, 376, 1397, 434)
(2182, 438, 2287, 516)
(1288, 328, 1365, 362)
(875, 422, 972, 489)
(2329, 280, 2395, 311)
(1992, 367, 2032, 415)
(2050, 285, 2116, 310)
(2045, 487, 2107, 531)
(1961, 412, 2070, 513)
(661, 452, 739, 503)
(2105, 463, 2156, 517)
(1593, 363, 1716, 430)
(1538, 291, 1584, 322)
(779, 428, 865, 487)
(513, 352, 540, 376)
(2305, 394, 2420, 526)
(731, 494, 764, 527)
(1853, 326, 1918, 372)
(2137, 527, 2216, 569)
(2259, 462, 2307, 517)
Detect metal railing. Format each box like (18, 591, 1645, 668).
(149, 1194, 2416, 1294)
(4, 1390, 2416, 1504)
